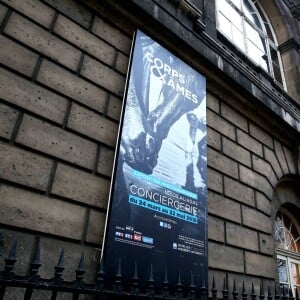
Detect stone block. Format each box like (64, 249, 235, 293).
(255, 191, 271, 216)
(107, 95, 122, 121)
(97, 146, 115, 177)
(0, 142, 52, 190)
(264, 146, 283, 179)
(16, 115, 97, 170)
(85, 209, 106, 244)
(206, 92, 219, 113)
(259, 233, 274, 256)
(239, 165, 273, 199)
(0, 185, 85, 240)
(37, 59, 107, 113)
(208, 215, 224, 242)
(0, 34, 38, 77)
(0, 67, 68, 124)
(207, 127, 221, 150)
(221, 102, 248, 131)
(51, 163, 110, 208)
(208, 148, 238, 179)
(252, 155, 278, 187)
(81, 55, 125, 97)
(92, 16, 131, 54)
(54, 14, 116, 66)
(242, 206, 272, 234)
(67, 103, 118, 147)
(208, 191, 241, 222)
(249, 122, 273, 149)
(0, 3, 8, 24)
(0, 103, 18, 139)
(2, 0, 55, 28)
(282, 145, 296, 174)
(208, 243, 244, 273)
(245, 252, 276, 278)
(274, 140, 289, 175)
(207, 167, 223, 193)
(43, 0, 92, 28)
(224, 176, 255, 206)
(222, 137, 251, 167)
(226, 222, 258, 251)
(207, 109, 235, 140)
(115, 51, 129, 75)
(237, 129, 263, 156)
(5, 12, 81, 71)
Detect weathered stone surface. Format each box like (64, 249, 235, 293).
(52, 163, 109, 208)
(221, 102, 248, 131)
(67, 103, 118, 147)
(0, 185, 85, 240)
(256, 191, 271, 216)
(249, 122, 273, 149)
(237, 129, 263, 156)
(223, 137, 251, 166)
(0, 142, 52, 190)
(208, 243, 244, 273)
(16, 115, 97, 169)
(0, 3, 8, 24)
(2, 0, 55, 28)
(0, 35, 38, 77)
(242, 206, 272, 234)
(207, 127, 221, 150)
(207, 167, 223, 193)
(206, 92, 220, 113)
(5, 12, 81, 71)
(107, 95, 122, 121)
(208, 148, 238, 178)
(81, 55, 125, 97)
(85, 209, 106, 244)
(282, 145, 296, 174)
(37, 59, 107, 113)
(264, 146, 284, 179)
(208, 191, 241, 222)
(245, 252, 276, 278)
(259, 233, 274, 256)
(92, 16, 131, 54)
(224, 176, 255, 206)
(0, 103, 18, 139)
(208, 215, 224, 242)
(0, 67, 68, 124)
(226, 222, 258, 251)
(274, 140, 290, 175)
(115, 51, 129, 75)
(54, 14, 116, 65)
(98, 146, 115, 177)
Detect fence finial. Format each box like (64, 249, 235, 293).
(4, 239, 17, 275)
(260, 283, 265, 300)
(242, 281, 248, 300)
(54, 249, 65, 284)
(74, 253, 85, 289)
(251, 282, 257, 300)
(232, 280, 238, 300)
(147, 264, 155, 297)
(29, 238, 41, 280)
(131, 260, 139, 295)
(162, 267, 170, 297)
(211, 276, 218, 300)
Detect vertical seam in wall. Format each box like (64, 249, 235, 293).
(62, 101, 72, 129)
(76, 53, 85, 75)
(81, 208, 90, 244)
(46, 161, 57, 196)
(49, 11, 59, 33)
(103, 93, 110, 117)
(31, 56, 43, 82)
(0, 8, 12, 33)
(280, 143, 291, 174)
(93, 144, 101, 175)
(9, 111, 24, 144)
(88, 13, 95, 32)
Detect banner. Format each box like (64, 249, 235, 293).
(102, 30, 207, 290)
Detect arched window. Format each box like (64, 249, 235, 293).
(275, 209, 300, 296)
(216, 0, 286, 88)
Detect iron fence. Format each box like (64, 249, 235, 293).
(0, 239, 299, 300)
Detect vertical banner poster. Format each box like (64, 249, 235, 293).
(102, 29, 207, 290)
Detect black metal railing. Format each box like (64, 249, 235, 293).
(1, 239, 300, 300)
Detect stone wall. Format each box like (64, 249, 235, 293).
(0, 0, 299, 290)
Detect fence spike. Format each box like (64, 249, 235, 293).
(200, 273, 207, 300)
(53, 249, 65, 284)
(232, 280, 238, 300)
(176, 270, 183, 298)
(4, 239, 17, 275)
(114, 258, 123, 293)
(242, 281, 248, 300)
(259, 283, 265, 300)
(130, 260, 139, 295)
(222, 277, 229, 300)
(29, 238, 41, 280)
(267, 286, 272, 300)
(74, 253, 85, 289)
(188, 272, 196, 300)
(96, 259, 105, 291)
(162, 267, 170, 297)
(211, 276, 218, 300)
(251, 282, 257, 300)
(147, 264, 155, 297)
(275, 284, 280, 300)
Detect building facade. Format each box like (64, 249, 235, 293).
(0, 0, 299, 297)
